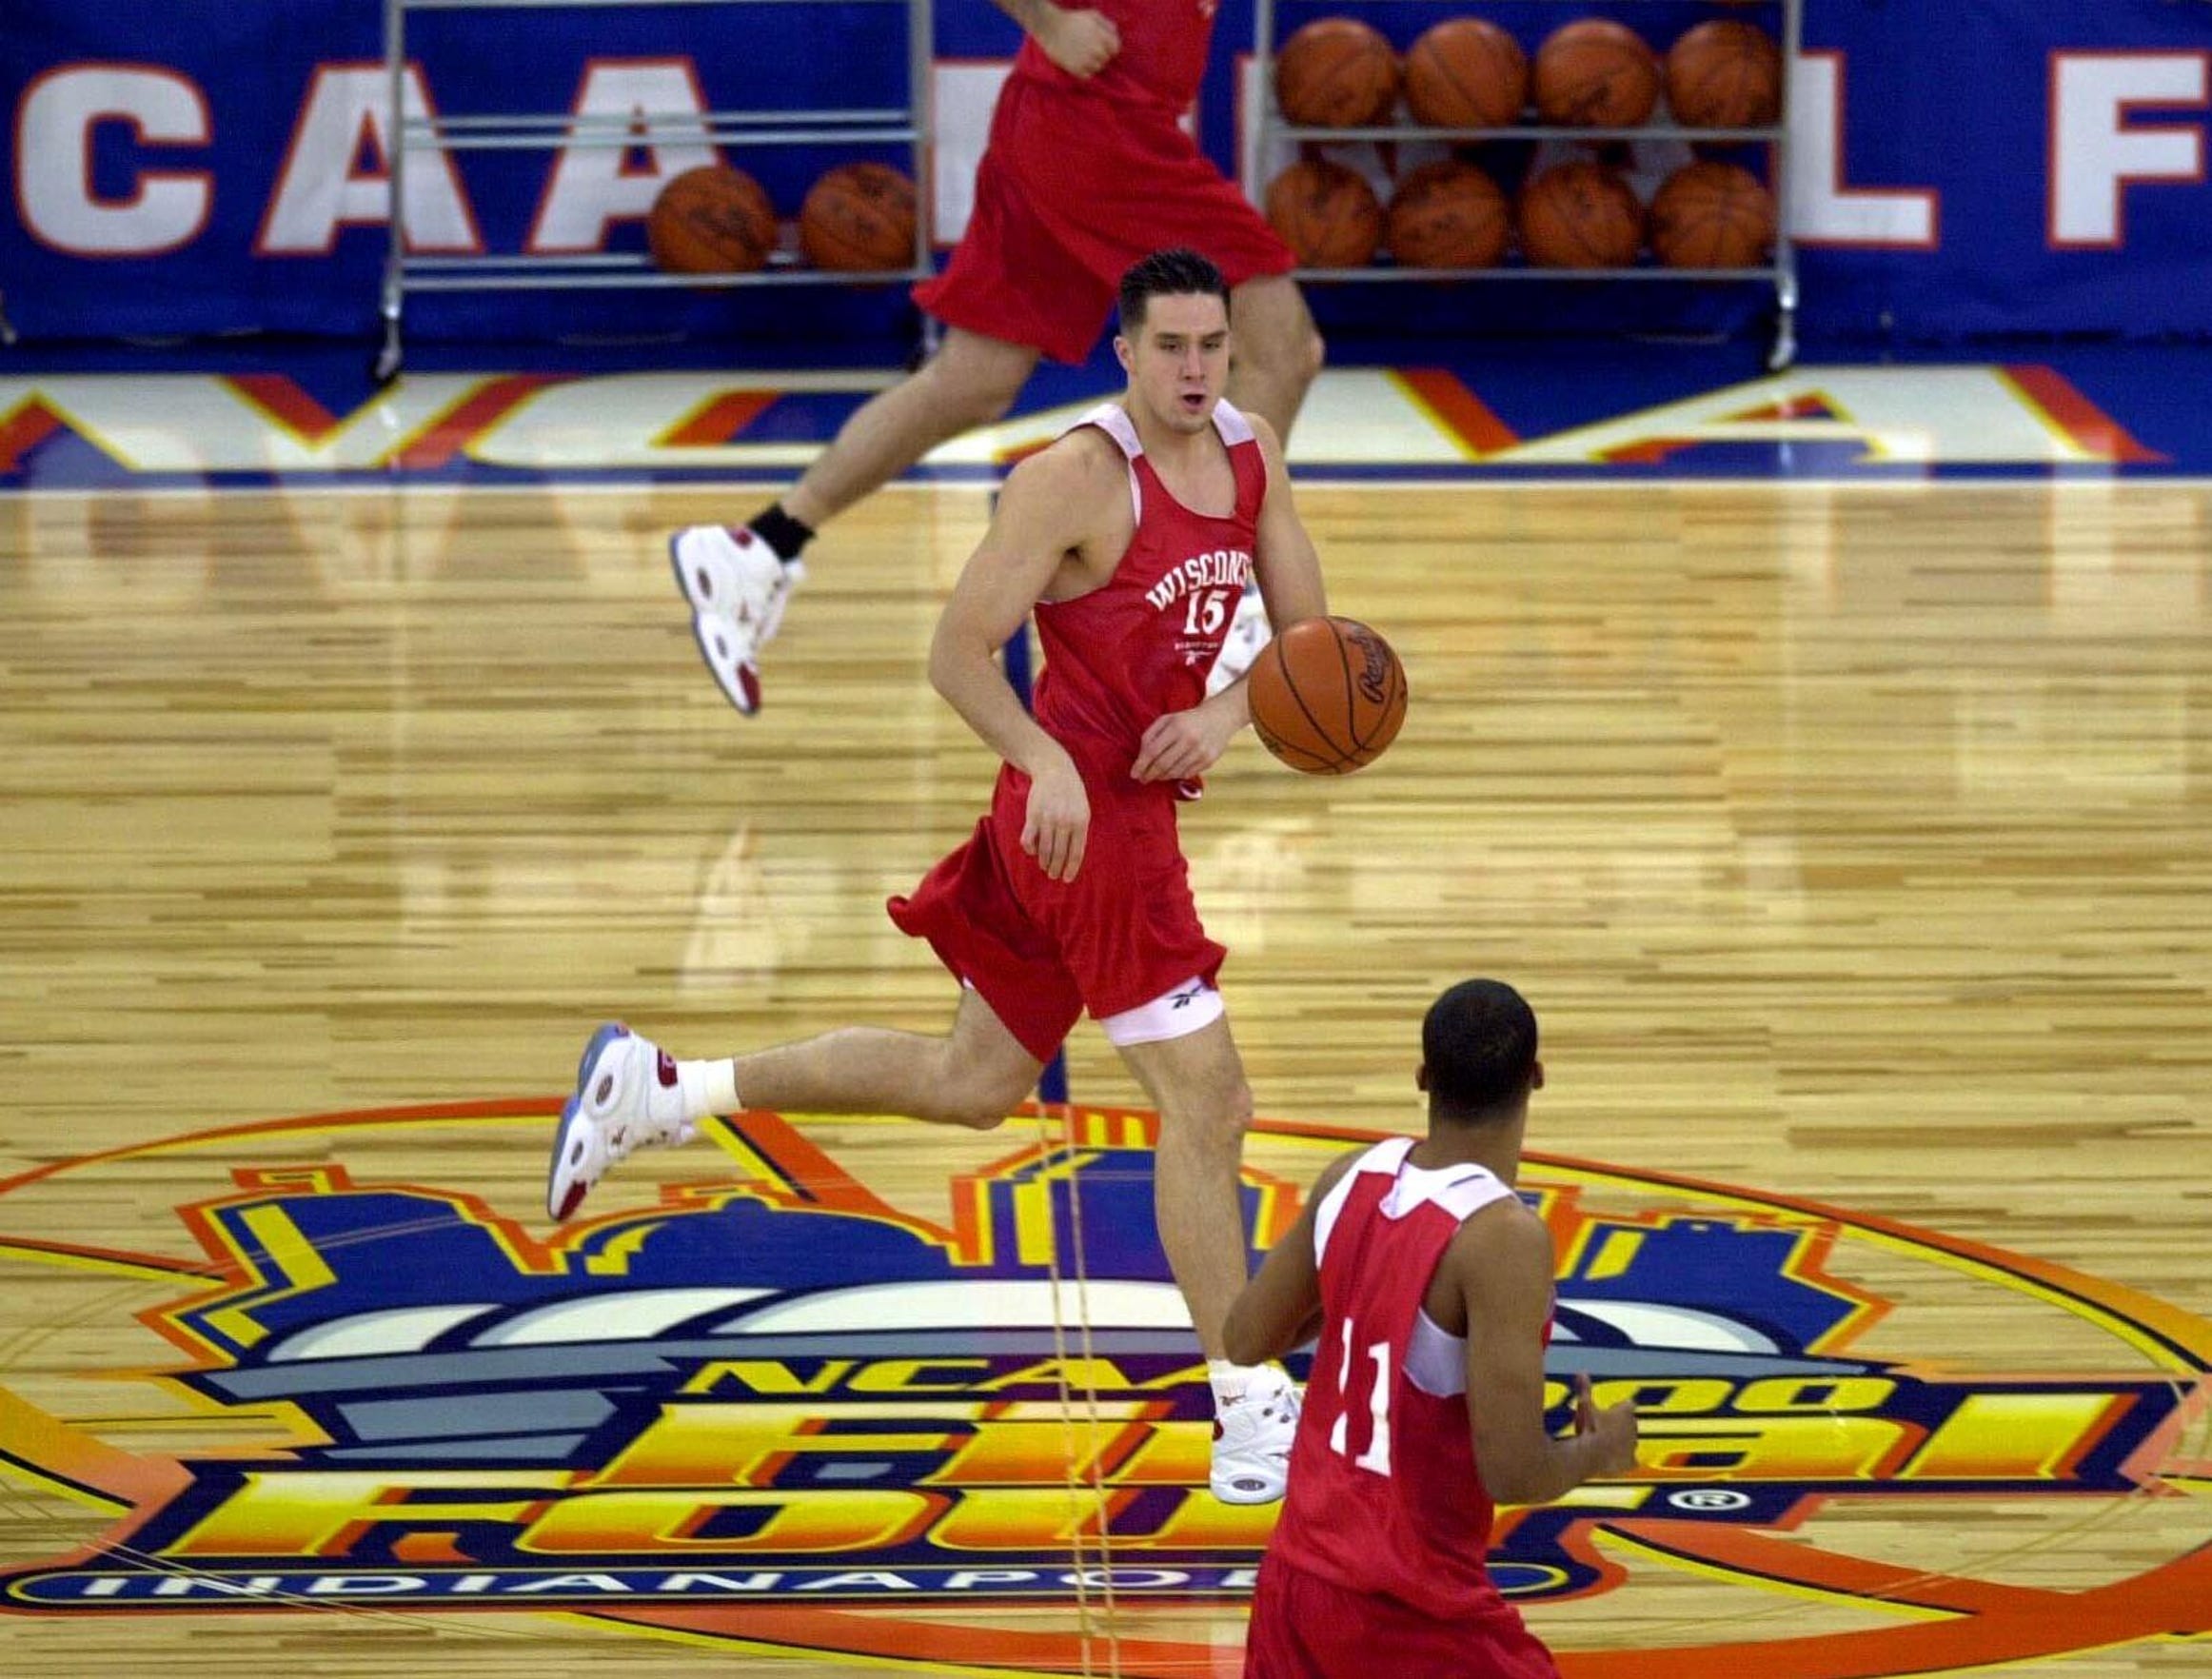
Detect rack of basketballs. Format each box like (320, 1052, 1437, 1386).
(644, 158, 920, 282)
(1250, 0, 1800, 365)
(375, 0, 932, 381)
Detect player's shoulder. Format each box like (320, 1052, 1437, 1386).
(1307, 1140, 1374, 1208)
(1001, 423, 1128, 513)
(1228, 405, 1289, 484)
(1234, 405, 1286, 459)
(1444, 1187, 1551, 1280)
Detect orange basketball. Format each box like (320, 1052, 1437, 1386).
(1517, 159, 1643, 267)
(1403, 17, 1528, 128)
(1649, 160, 1774, 267)
(1666, 19, 1782, 128)
(1263, 158, 1384, 267)
(1248, 617, 1410, 775)
(647, 165, 778, 274)
(1387, 160, 1509, 268)
(1533, 18, 1661, 127)
(1275, 17, 1401, 128)
(799, 161, 917, 271)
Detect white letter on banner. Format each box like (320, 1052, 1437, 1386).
(18, 65, 210, 256)
(1787, 52, 1938, 247)
(2050, 53, 2207, 248)
(260, 64, 479, 255)
(1493, 368, 2100, 466)
(527, 60, 719, 253)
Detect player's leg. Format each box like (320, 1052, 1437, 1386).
(1111, 1000, 1301, 1505)
(731, 981, 1042, 1125)
(1223, 274, 1325, 444)
(546, 988, 1043, 1219)
(782, 326, 1041, 529)
(1054, 103, 1320, 444)
(1111, 1014, 1254, 1359)
(671, 75, 1086, 719)
(670, 326, 1040, 717)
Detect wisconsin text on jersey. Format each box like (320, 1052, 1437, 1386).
(1144, 547, 1253, 614)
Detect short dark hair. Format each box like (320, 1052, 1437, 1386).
(1116, 247, 1230, 337)
(1422, 979, 1539, 1118)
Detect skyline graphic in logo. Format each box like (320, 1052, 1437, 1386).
(1, 1100, 2208, 1676)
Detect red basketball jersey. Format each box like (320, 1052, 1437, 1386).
(1030, 400, 1265, 785)
(1012, 0, 1215, 112)
(1269, 1136, 1533, 1624)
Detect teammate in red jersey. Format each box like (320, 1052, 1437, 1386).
(552, 250, 1327, 1503)
(669, 0, 1318, 715)
(1225, 978, 1641, 1675)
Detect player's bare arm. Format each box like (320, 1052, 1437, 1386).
(991, 0, 1121, 78)
(1132, 416, 1324, 782)
(1454, 1205, 1640, 1507)
(1222, 1150, 1364, 1364)
(1248, 412, 1328, 633)
(929, 436, 1124, 882)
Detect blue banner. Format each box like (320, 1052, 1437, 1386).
(3, 0, 2207, 345)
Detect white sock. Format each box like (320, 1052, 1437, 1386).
(675, 1057, 741, 1123)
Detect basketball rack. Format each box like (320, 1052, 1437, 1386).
(1246, 0, 1802, 369)
(376, 0, 934, 381)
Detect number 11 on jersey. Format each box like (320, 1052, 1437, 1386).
(1328, 1317, 1393, 1475)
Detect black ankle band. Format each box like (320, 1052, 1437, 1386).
(748, 504, 815, 563)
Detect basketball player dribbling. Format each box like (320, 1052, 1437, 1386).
(551, 250, 1329, 1503)
(669, 0, 1323, 716)
(1226, 979, 1641, 1674)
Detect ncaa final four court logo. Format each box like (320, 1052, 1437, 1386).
(1, 1100, 2208, 1676)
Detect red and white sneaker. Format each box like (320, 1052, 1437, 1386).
(668, 524, 804, 716)
(545, 1023, 699, 1221)
(1210, 1368, 1301, 1504)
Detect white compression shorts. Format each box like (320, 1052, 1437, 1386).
(1098, 977, 1225, 1048)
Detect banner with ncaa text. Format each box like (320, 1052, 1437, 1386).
(3, 0, 2207, 344)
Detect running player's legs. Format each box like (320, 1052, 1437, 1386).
(1115, 1012, 1251, 1358)
(546, 986, 1047, 1220)
(979, 781, 1245, 1343)
(731, 984, 1046, 1130)
(548, 815, 1081, 1219)
(780, 327, 1040, 531)
(1224, 274, 1326, 443)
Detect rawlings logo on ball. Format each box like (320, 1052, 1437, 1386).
(1249, 616, 1409, 774)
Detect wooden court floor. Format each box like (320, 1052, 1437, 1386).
(1, 479, 2209, 1676)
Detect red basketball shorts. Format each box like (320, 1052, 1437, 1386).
(913, 74, 1297, 365)
(886, 768, 1227, 1062)
(1244, 1556, 1562, 1679)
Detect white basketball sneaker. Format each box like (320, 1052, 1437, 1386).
(545, 1023, 701, 1221)
(668, 524, 804, 716)
(1206, 580, 1274, 698)
(1210, 1369, 1301, 1504)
